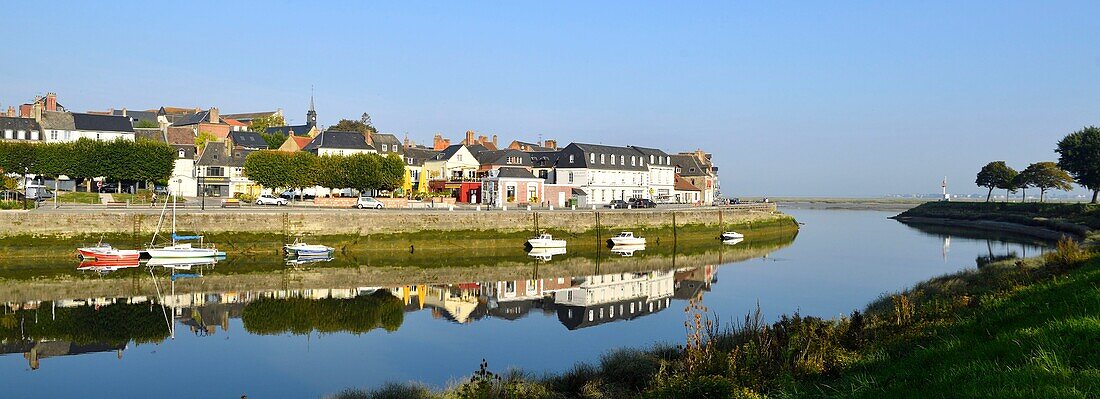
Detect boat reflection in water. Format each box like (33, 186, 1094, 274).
(77, 259, 141, 275)
(609, 244, 646, 257)
(526, 247, 567, 261)
(285, 255, 335, 267)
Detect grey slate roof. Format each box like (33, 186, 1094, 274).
(371, 133, 403, 154)
(466, 144, 490, 155)
(494, 167, 537, 179)
(38, 111, 75, 130)
(220, 111, 279, 122)
(197, 141, 249, 167)
(265, 124, 313, 137)
(475, 149, 533, 167)
(671, 155, 707, 177)
(528, 150, 560, 168)
(432, 144, 466, 161)
(628, 146, 672, 166)
(0, 117, 43, 136)
(555, 143, 648, 171)
(402, 147, 438, 166)
(513, 141, 554, 152)
(170, 110, 211, 126)
(303, 130, 373, 151)
(110, 110, 159, 125)
(72, 113, 135, 133)
(228, 131, 269, 150)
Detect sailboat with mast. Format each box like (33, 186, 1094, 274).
(145, 187, 223, 258)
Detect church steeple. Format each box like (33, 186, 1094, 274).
(306, 90, 317, 128)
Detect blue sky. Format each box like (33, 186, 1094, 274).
(1, 1, 1097, 196)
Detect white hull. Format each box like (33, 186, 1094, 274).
(146, 257, 218, 269)
(610, 237, 646, 246)
(527, 247, 567, 261)
(720, 231, 744, 240)
(146, 244, 219, 258)
(284, 243, 335, 257)
(722, 237, 745, 245)
(527, 239, 567, 248)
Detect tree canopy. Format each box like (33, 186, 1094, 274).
(329, 119, 377, 136)
(0, 139, 174, 187)
(251, 114, 290, 148)
(244, 150, 403, 194)
(1018, 162, 1074, 202)
(975, 161, 1017, 202)
(1056, 126, 1100, 203)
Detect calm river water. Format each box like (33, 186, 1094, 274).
(0, 208, 1047, 398)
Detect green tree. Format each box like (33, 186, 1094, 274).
(248, 114, 286, 135)
(244, 151, 293, 192)
(378, 153, 406, 192)
(195, 131, 217, 153)
(329, 119, 377, 136)
(343, 153, 380, 193)
(975, 161, 1017, 202)
(134, 120, 160, 128)
(1019, 161, 1074, 202)
(259, 132, 289, 149)
(288, 152, 319, 199)
(1056, 126, 1100, 203)
(316, 155, 349, 190)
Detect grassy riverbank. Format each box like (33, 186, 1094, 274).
(330, 239, 1099, 398)
(895, 202, 1100, 240)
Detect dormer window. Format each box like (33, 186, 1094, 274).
(382, 144, 389, 152)
(650, 155, 654, 164)
(569, 154, 575, 163)
(178, 149, 185, 158)
(600, 154, 605, 164)
(590, 153, 595, 163)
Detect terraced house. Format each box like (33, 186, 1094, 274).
(552, 143, 654, 204)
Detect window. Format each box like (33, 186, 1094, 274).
(3, 130, 11, 139)
(650, 155, 654, 164)
(600, 154, 605, 164)
(406, 158, 413, 165)
(382, 144, 388, 152)
(178, 149, 185, 158)
(50, 131, 58, 140)
(666, 156, 670, 164)
(569, 154, 575, 163)
(568, 172, 574, 184)
(456, 154, 463, 162)
(610, 156, 615, 165)
(590, 153, 595, 163)
(620, 155, 625, 165)
(17, 130, 26, 140)
(631, 156, 636, 166)
(207, 167, 225, 177)
(30, 131, 39, 140)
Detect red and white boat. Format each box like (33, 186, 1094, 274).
(77, 244, 141, 261)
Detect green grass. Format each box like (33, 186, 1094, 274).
(57, 191, 102, 204)
(328, 240, 1099, 399)
(898, 201, 1100, 237)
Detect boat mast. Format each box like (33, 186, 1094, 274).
(171, 187, 177, 244)
(151, 189, 171, 246)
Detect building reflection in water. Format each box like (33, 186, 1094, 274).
(1, 265, 719, 369)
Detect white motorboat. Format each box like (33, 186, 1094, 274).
(526, 234, 567, 248)
(527, 247, 567, 261)
(720, 231, 744, 241)
(284, 241, 335, 257)
(609, 231, 646, 246)
(610, 244, 645, 257)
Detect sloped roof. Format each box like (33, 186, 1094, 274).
(671, 155, 707, 177)
(72, 113, 135, 132)
(629, 146, 673, 166)
(403, 147, 438, 166)
(222, 118, 247, 127)
(159, 106, 200, 115)
(228, 131, 269, 149)
(372, 133, 403, 153)
(512, 141, 554, 152)
(286, 136, 312, 150)
(109, 109, 159, 125)
(166, 127, 196, 146)
(467, 144, 490, 155)
(197, 141, 249, 167)
(133, 128, 166, 143)
(266, 124, 313, 137)
(170, 110, 211, 126)
(433, 144, 466, 161)
(0, 117, 43, 134)
(476, 149, 533, 166)
(556, 143, 648, 171)
(220, 111, 279, 121)
(528, 150, 560, 168)
(38, 111, 75, 130)
(303, 130, 373, 151)
(494, 167, 537, 179)
(674, 174, 702, 191)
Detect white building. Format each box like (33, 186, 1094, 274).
(552, 143, 652, 204)
(629, 146, 675, 203)
(423, 144, 480, 181)
(302, 130, 376, 156)
(39, 111, 135, 143)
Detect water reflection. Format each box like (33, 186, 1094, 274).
(1, 263, 721, 369)
(898, 221, 1048, 267)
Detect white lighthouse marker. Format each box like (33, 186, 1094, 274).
(941, 176, 949, 201)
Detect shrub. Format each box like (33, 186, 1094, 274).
(599, 348, 663, 391)
(331, 383, 435, 399)
(1043, 237, 1090, 269)
(643, 375, 753, 399)
(544, 363, 599, 396)
(235, 192, 258, 203)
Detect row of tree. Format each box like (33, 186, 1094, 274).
(976, 126, 1100, 203)
(0, 139, 176, 190)
(243, 150, 405, 195)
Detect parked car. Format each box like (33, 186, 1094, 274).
(153, 186, 169, 196)
(605, 199, 631, 209)
(280, 190, 315, 200)
(355, 196, 384, 209)
(255, 194, 288, 206)
(630, 198, 657, 208)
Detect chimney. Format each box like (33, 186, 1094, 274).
(403, 136, 410, 149)
(5, 106, 13, 117)
(492, 134, 498, 147)
(544, 139, 557, 149)
(208, 107, 219, 123)
(19, 104, 31, 118)
(121, 107, 127, 117)
(465, 130, 475, 145)
(45, 93, 57, 111)
(433, 134, 451, 151)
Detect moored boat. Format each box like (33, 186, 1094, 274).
(526, 233, 566, 248)
(77, 244, 141, 261)
(720, 231, 744, 241)
(146, 242, 220, 258)
(609, 231, 646, 246)
(284, 241, 335, 257)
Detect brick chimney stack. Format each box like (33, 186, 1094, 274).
(544, 139, 557, 149)
(492, 134, 498, 147)
(208, 107, 219, 123)
(433, 134, 451, 151)
(121, 107, 127, 117)
(5, 106, 13, 117)
(465, 130, 475, 145)
(44, 93, 57, 111)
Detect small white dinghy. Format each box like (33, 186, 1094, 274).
(284, 241, 335, 257)
(720, 231, 744, 241)
(609, 231, 646, 246)
(526, 233, 567, 248)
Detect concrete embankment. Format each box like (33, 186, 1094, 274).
(0, 204, 784, 238)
